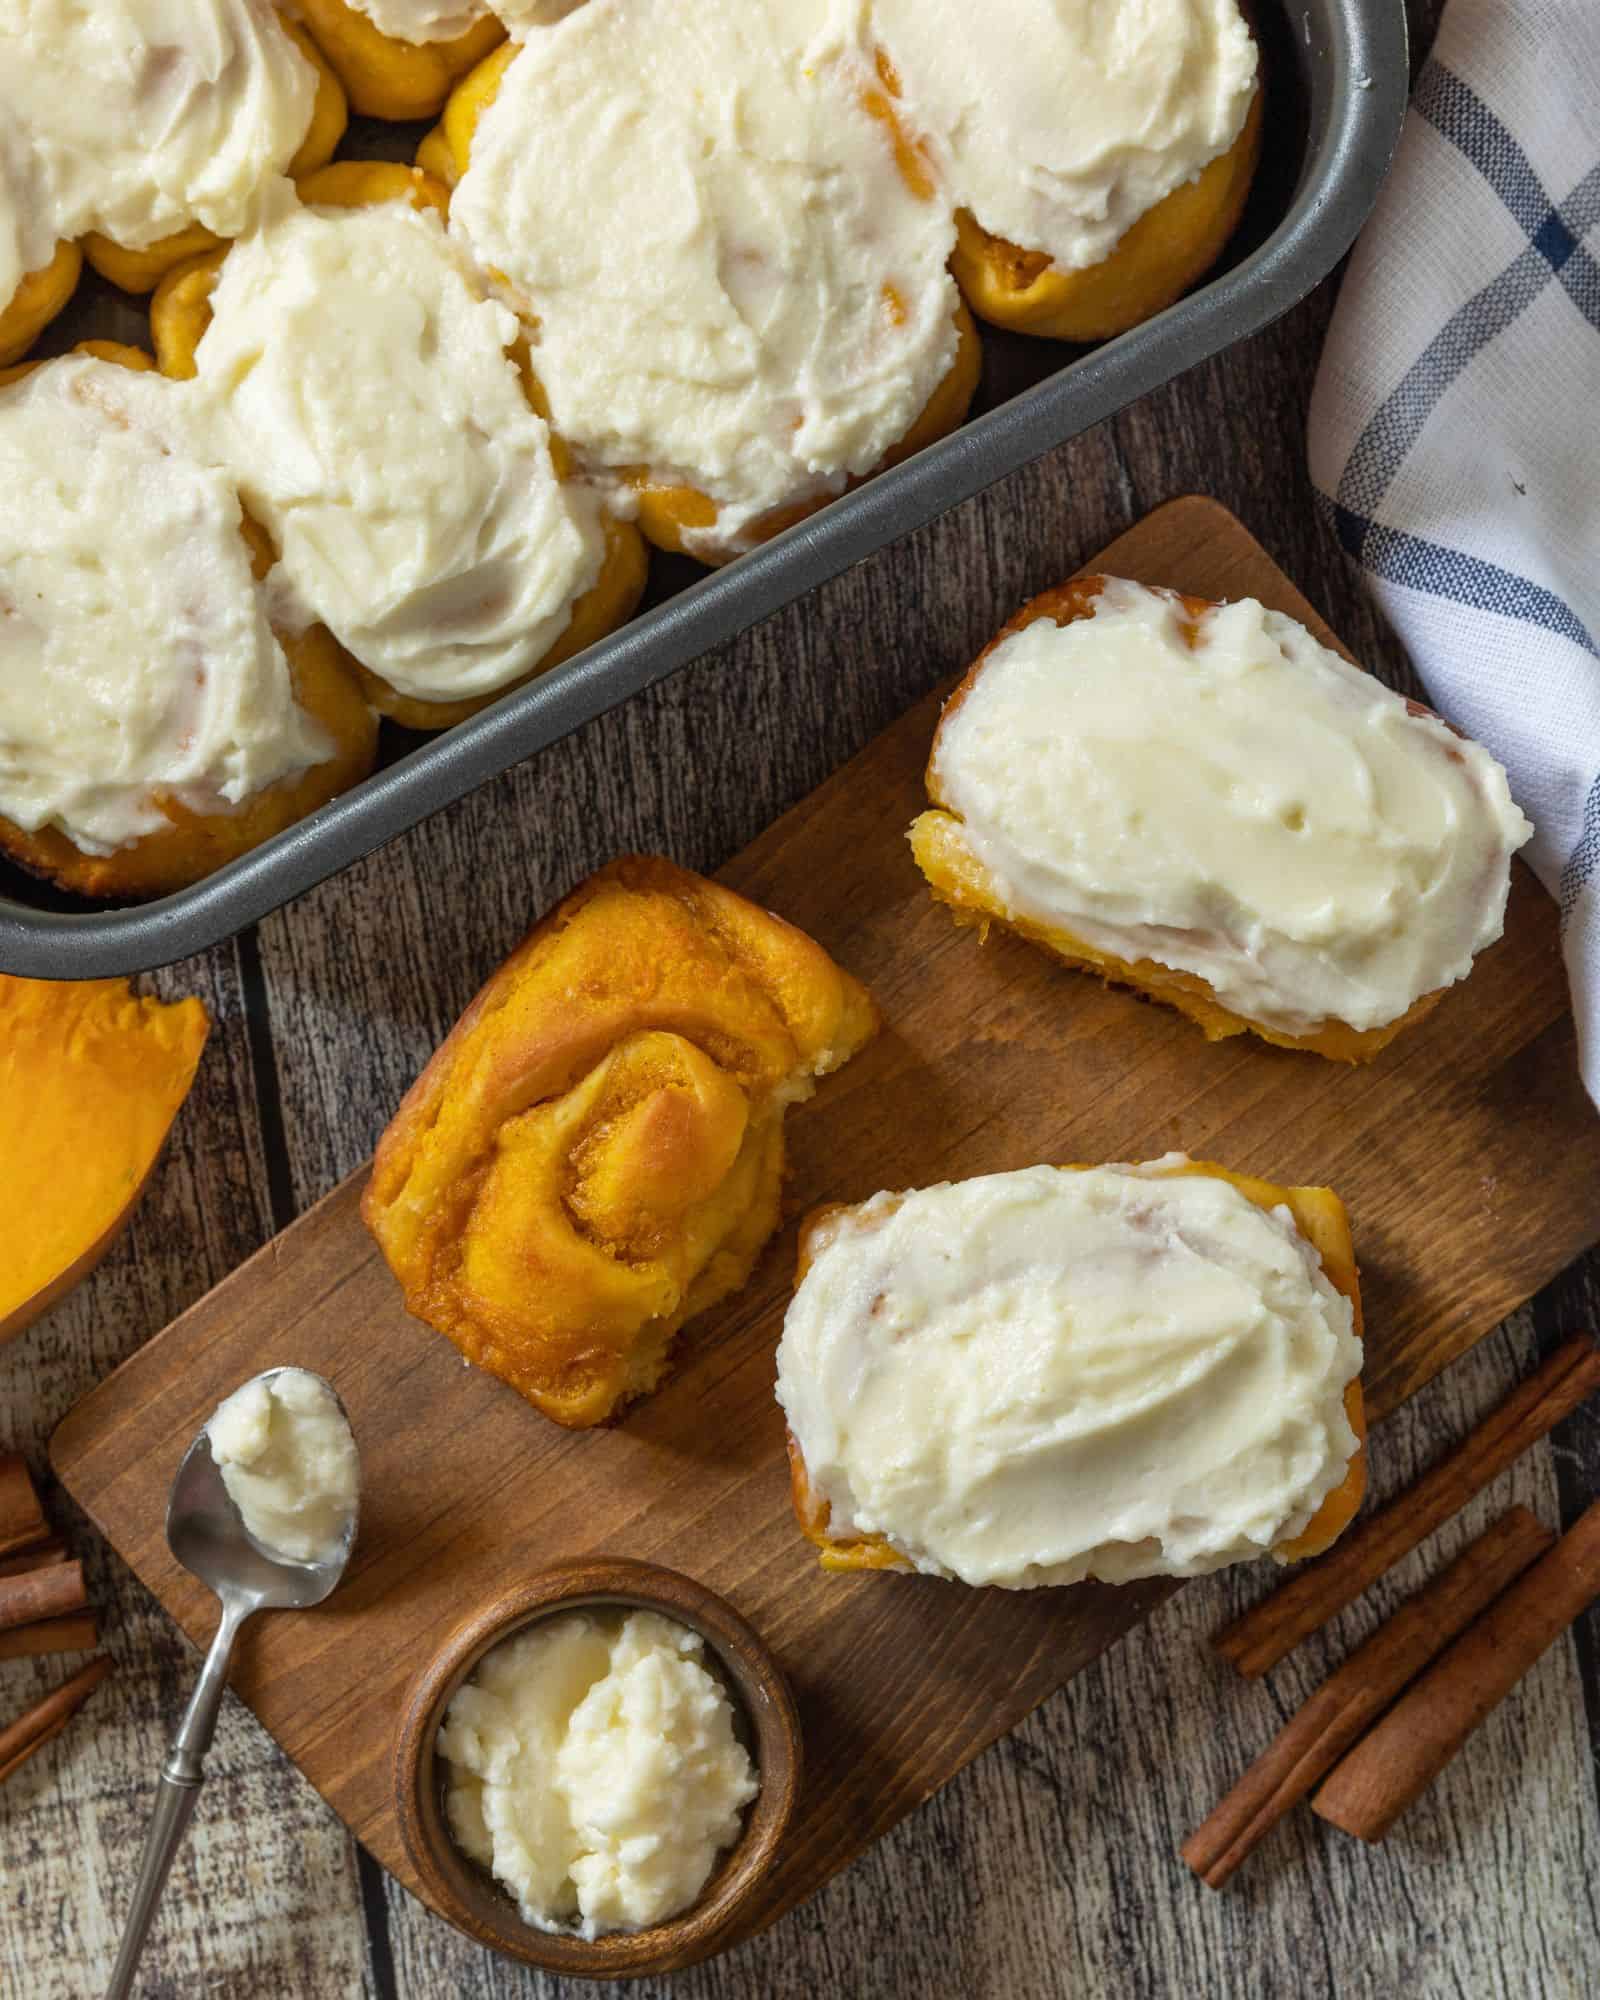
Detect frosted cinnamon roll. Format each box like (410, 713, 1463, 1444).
(0, 346, 374, 899)
(432, 0, 980, 563)
(363, 856, 879, 1427)
(910, 576, 1533, 1060)
(778, 1158, 1367, 1586)
(152, 166, 644, 730)
(873, 0, 1263, 341)
(0, 1, 346, 302)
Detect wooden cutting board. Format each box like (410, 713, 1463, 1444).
(52, 497, 1600, 1961)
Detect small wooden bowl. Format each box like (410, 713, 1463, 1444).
(393, 1557, 803, 1978)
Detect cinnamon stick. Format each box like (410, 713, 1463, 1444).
(0, 1616, 98, 1663)
(1182, 1506, 1553, 1887)
(0, 1538, 68, 1580)
(0, 1561, 86, 1634)
(0, 1656, 111, 1786)
(0, 1454, 47, 1559)
(1313, 1497, 1600, 1842)
(1215, 1336, 1600, 1677)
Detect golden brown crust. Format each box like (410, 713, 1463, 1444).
(80, 15, 349, 294)
(146, 251, 226, 381)
(0, 240, 82, 368)
(0, 344, 376, 900)
(0, 336, 154, 392)
(950, 85, 1264, 342)
(148, 164, 649, 730)
(910, 575, 1448, 1063)
(295, 0, 505, 122)
(299, 157, 454, 220)
(362, 857, 880, 1429)
(786, 1158, 1367, 1576)
(414, 36, 515, 190)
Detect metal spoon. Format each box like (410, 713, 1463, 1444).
(105, 1368, 359, 2000)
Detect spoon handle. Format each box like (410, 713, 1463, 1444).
(105, 1597, 249, 2000)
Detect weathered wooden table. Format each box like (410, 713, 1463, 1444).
(5, 17, 1600, 1993)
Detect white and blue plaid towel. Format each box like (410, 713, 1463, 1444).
(1307, 0, 1600, 1101)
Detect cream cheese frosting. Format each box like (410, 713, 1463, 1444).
(494, 0, 587, 23)
(0, 355, 331, 855)
(0, 130, 40, 310)
(441, 1608, 758, 1938)
(207, 1368, 358, 1565)
(190, 190, 606, 704)
(776, 1162, 1363, 1588)
(927, 578, 1534, 1036)
(871, 0, 1258, 272)
(345, 0, 490, 40)
(0, 0, 319, 308)
(448, 0, 960, 552)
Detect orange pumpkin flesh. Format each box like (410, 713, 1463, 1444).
(0, 977, 209, 1342)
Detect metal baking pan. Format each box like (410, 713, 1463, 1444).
(0, 0, 1408, 977)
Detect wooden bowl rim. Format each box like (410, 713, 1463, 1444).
(391, 1555, 803, 1979)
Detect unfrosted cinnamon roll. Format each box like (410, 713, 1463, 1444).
(363, 856, 879, 1427)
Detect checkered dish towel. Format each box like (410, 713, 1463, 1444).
(1307, 0, 1600, 1102)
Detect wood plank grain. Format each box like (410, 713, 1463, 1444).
(49, 500, 1600, 1972)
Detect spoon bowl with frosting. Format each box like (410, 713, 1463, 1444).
(105, 1368, 360, 2000)
(200, 1365, 362, 1578)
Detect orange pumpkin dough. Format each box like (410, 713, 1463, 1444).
(150, 161, 648, 731)
(787, 1158, 1367, 1576)
(294, 0, 505, 121)
(950, 86, 1264, 343)
(0, 977, 208, 1343)
(419, 40, 984, 565)
(0, 343, 376, 899)
(363, 856, 879, 1429)
(0, 335, 154, 391)
(0, 240, 82, 369)
(80, 15, 348, 294)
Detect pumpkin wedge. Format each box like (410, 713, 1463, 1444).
(0, 977, 208, 1342)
